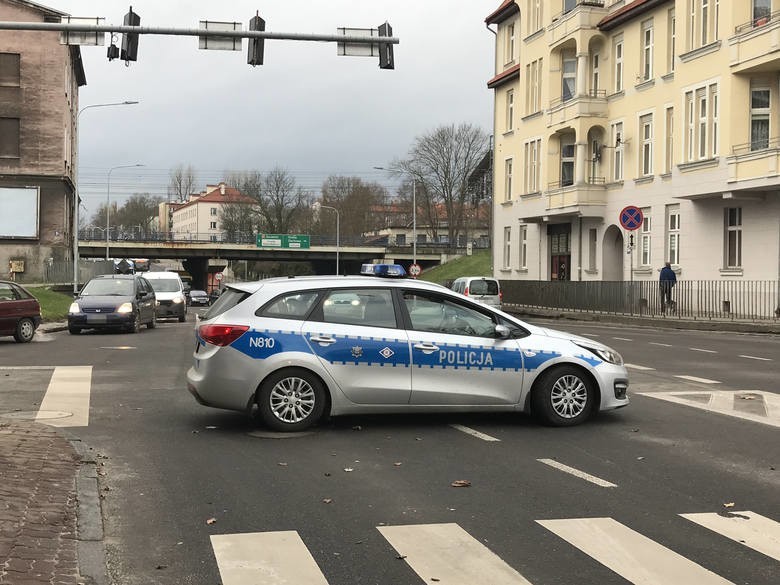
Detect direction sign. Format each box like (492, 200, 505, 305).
(619, 206, 644, 231)
(408, 263, 422, 277)
(257, 234, 311, 249)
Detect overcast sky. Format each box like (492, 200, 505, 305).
(54, 0, 499, 219)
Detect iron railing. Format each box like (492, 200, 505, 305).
(500, 280, 780, 321)
(735, 9, 780, 34)
(731, 136, 780, 156)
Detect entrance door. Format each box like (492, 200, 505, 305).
(548, 224, 572, 281)
(550, 255, 571, 281)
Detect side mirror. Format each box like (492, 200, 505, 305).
(495, 324, 511, 339)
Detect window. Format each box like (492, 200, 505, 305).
(209, 221, 217, 229)
(504, 158, 513, 201)
(503, 227, 511, 269)
(562, 52, 576, 102)
(560, 136, 575, 186)
(640, 113, 653, 176)
(322, 289, 396, 328)
(0, 53, 20, 87)
(697, 89, 708, 159)
(403, 291, 496, 338)
(754, 0, 772, 26)
(564, 0, 576, 14)
(588, 228, 598, 271)
(210, 207, 217, 216)
(665, 106, 674, 173)
(642, 20, 654, 81)
(666, 205, 681, 265)
(505, 22, 515, 64)
(701, 0, 709, 45)
(640, 210, 652, 266)
(524, 139, 541, 194)
(710, 86, 719, 155)
(611, 121, 624, 181)
(684, 82, 718, 161)
(689, 0, 719, 50)
(750, 87, 770, 151)
(526, 58, 543, 114)
(530, 0, 543, 33)
(0, 118, 20, 158)
(261, 291, 319, 320)
(614, 37, 624, 92)
(592, 53, 600, 93)
(519, 225, 528, 270)
(668, 9, 676, 73)
(725, 207, 742, 268)
(506, 89, 514, 131)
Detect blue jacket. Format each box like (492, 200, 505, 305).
(660, 266, 677, 286)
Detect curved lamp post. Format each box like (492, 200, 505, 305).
(106, 163, 144, 260)
(374, 166, 416, 265)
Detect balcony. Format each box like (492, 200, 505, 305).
(729, 11, 780, 74)
(549, 0, 608, 46)
(548, 90, 607, 128)
(727, 137, 780, 184)
(543, 181, 607, 216)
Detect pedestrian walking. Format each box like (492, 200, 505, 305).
(659, 262, 677, 313)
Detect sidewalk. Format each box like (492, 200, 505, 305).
(0, 421, 105, 585)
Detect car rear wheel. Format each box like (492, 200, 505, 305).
(14, 318, 35, 343)
(128, 312, 141, 334)
(257, 368, 326, 432)
(147, 314, 156, 329)
(533, 365, 595, 426)
(178, 310, 186, 323)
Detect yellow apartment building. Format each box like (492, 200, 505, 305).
(486, 0, 780, 282)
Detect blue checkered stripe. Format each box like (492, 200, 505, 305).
(312, 335, 409, 367)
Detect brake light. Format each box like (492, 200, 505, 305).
(198, 324, 249, 346)
(499, 291, 503, 302)
(464, 287, 469, 296)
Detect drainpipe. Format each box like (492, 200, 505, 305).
(578, 215, 583, 281)
(486, 23, 497, 36)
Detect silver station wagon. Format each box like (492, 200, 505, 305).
(186, 269, 629, 431)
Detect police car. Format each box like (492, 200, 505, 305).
(186, 266, 628, 431)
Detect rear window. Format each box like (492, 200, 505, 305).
(469, 279, 499, 296)
(202, 288, 251, 320)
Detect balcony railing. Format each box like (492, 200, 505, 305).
(735, 9, 780, 34)
(732, 136, 780, 156)
(553, 0, 606, 22)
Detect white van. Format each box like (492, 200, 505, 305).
(450, 276, 502, 309)
(142, 271, 187, 322)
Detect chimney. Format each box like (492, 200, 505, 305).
(220, 183, 226, 195)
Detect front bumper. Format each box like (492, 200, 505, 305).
(156, 300, 185, 317)
(68, 313, 135, 329)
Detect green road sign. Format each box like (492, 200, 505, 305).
(257, 234, 310, 249)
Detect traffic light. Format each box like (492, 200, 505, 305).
(120, 6, 140, 62)
(378, 22, 394, 70)
(247, 14, 265, 66)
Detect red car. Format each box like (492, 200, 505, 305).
(0, 280, 42, 343)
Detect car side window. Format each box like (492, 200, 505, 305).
(0, 283, 15, 301)
(313, 288, 396, 328)
(259, 291, 319, 320)
(402, 291, 496, 337)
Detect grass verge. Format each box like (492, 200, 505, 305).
(27, 286, 73, 322)
(419, 250, 493, 285)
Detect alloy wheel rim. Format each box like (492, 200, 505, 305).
(20, 321, 33, 339)
(550, 375, 588, 418)
(269, 377, 316, 423)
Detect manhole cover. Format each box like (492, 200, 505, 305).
(1, 410, 73, 420)
(247, 430, 316, 439)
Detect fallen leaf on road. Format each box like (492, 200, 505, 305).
(278, 462, 288, 467)
(723, 502, 735, 508)
(352, 425, 362, 431)
(323, 498, 333, 504)
(451, 480, 471, 488)
(396, 555, 407, 560)
(394, 462, 402, 467)
(344, 467, 354, 472)
(155, 565, 168, 570)
(206, 517, 217, 525)
(205, 426, 218, 429)
(637, 457, 645, 461)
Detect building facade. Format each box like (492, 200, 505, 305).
(487, 0, 780, 283)
(0, 0, 85, 282)
(168, 182, 256, 241)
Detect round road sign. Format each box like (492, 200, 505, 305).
(619, 206, 644, 231)
(408, 263, 422, 277)
(215, 272, 223, 281)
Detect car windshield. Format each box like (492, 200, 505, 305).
(147, 278, 180, 293)
(81, 279, 134, 296)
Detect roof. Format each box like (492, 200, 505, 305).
(487, 63, 520, 89)
(598, 0, 671, 31)
(176, 184, 256, 211)
(6, 0, 67, 18)
(485, 0, 519, 25)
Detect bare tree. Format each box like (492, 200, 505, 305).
(114, 193, 164, 232)
(390, 123, 490, 248)
(168, 164, 197, 203)
(320, 176, 387, 238)
(259, 167, 308, 234)
(224, 170, 264, 232)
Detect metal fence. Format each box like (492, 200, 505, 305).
(500, 280, 780, 321)
(42, 260, 114, 285)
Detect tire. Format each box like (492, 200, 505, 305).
(147, 314, 157, 329)
(14, 318, 35, 343)
(178, 309, 186, 323)
(128, 312, 141, 334)
(68, 326, 81, 335)
(257, 368, 327, 432)
(533, 365, 595, 427)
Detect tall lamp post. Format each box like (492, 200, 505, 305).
(106, 164, 144, 260)
(73, 100, 139, 292)
(374, 167, 416, 265)
(315, 202, 340, 275)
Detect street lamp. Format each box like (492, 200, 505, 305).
(106, 164, 144, 260)
(314, 202, 339, 275)
(73, 100, 139, 291)
(374, 167, 416, 265)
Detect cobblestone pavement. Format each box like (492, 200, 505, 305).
(0, 421, 85, 585)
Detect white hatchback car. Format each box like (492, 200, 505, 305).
(186, 271, 628, 431)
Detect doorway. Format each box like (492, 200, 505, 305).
(548, 224, 571, 281)
(602, 225, 623, 280)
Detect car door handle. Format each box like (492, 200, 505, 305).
(310, 335, 337, 346)
(414, 342, 439, 353)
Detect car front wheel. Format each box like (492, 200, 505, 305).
(14, 318, 35, 343)
(533, 365, 595, 426)
(257, 368, 326, 432)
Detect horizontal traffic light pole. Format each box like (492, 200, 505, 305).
(0, 21, 399, 45)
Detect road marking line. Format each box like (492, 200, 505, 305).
(582, 333, 600, 337)
(449, 424, 501, 442)
(0, 366, 54, 370)
(739, 355, 772, 361)
(650, 342, 673, 347)
(637, 391, 780, 428)
(675, 375, 721, 384)
(680, 511, 780, 562)
(211, 531, 329, 585)
(690, 348, 717, 353)
(537, 459, 617, 488)
(612, 337, 633, 341)
(38, 366, 92, 427)
(378, 523, 534, 585)
(625, 363, 655, 371)
(537, 517, 735, 585)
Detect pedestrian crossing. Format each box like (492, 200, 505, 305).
(210, 512, 780, 585)
(637, 390, 780, 428)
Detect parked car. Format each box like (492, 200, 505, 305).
(188, 289, 210, 306)
(0, 280, 42, 343)
(187, 267, 628, 432)
(68, 274, 156, 334)
(143, 271, 187, 322)
(451, 277, 502, 309)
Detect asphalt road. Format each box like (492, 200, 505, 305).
(0, 314, 778, 585)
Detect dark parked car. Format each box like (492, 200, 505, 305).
(188, 289, 210, 306)
(68, 274, 156, 334)
(0, 280, 42, 343)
